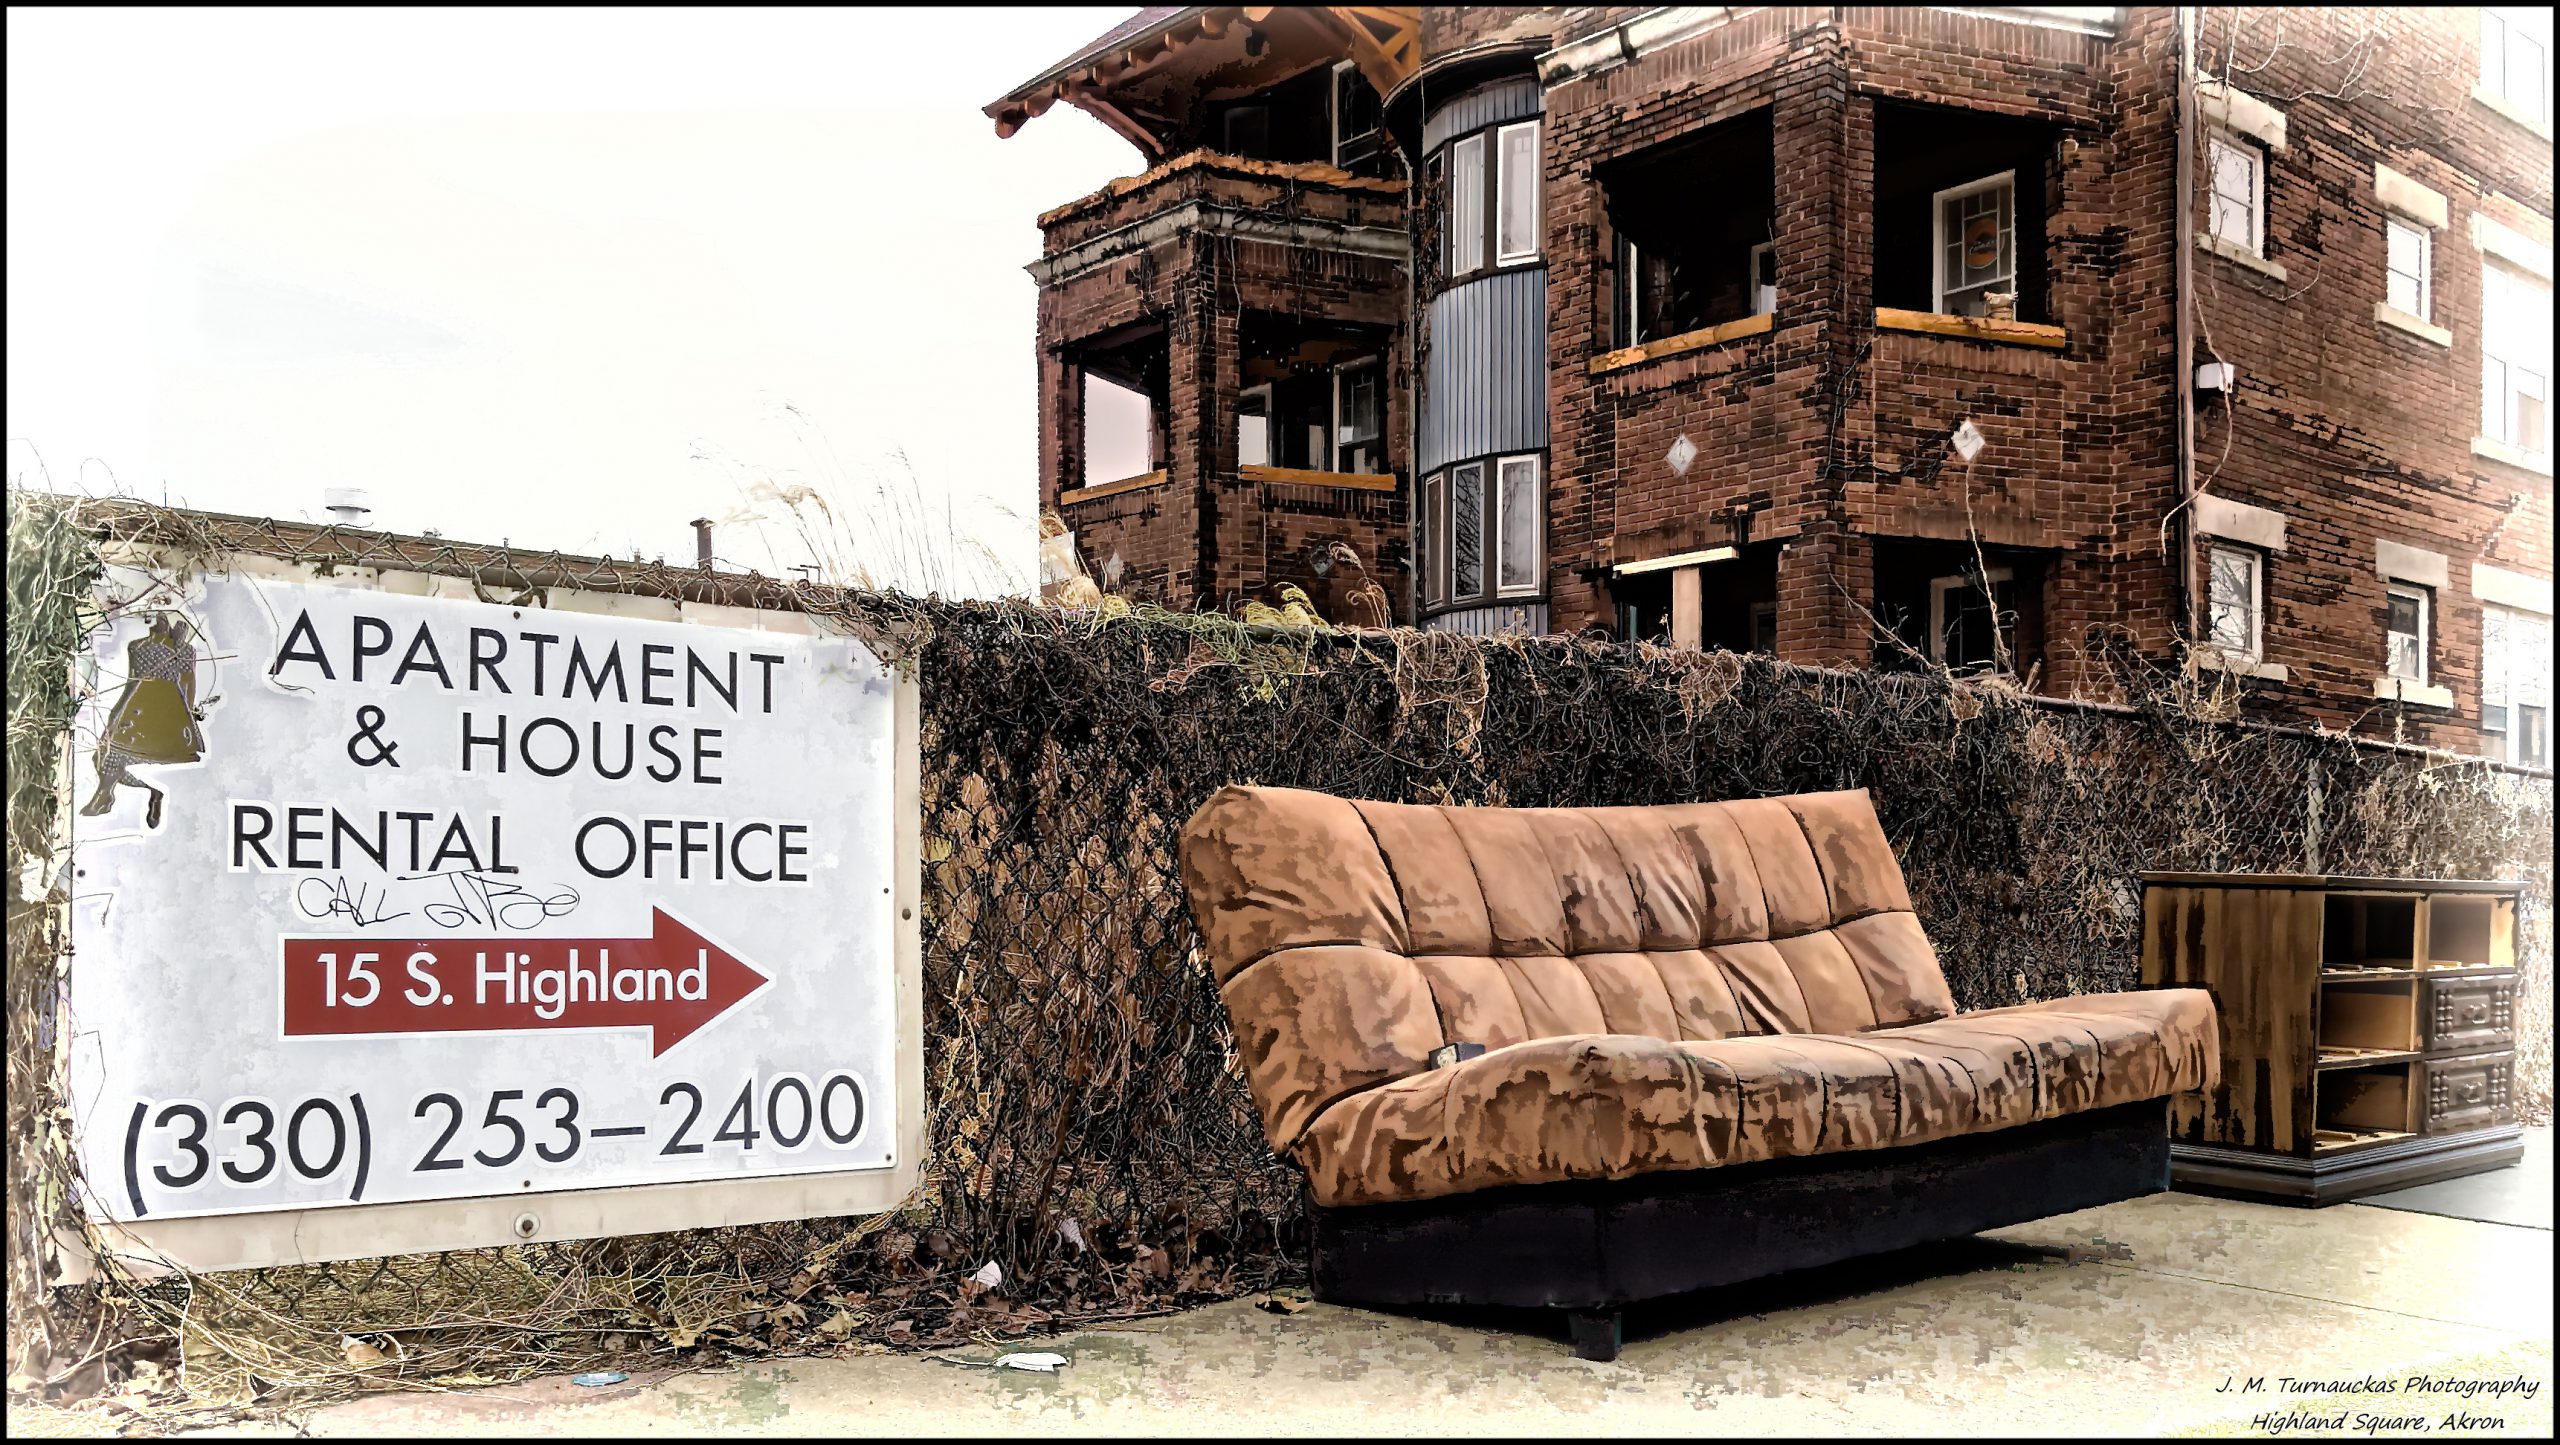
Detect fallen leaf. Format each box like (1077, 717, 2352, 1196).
(1254, 1294, 1311, 1315)
(817, 1309, 858, 1339)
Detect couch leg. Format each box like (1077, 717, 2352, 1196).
(1567, 1309, 1622, 1362)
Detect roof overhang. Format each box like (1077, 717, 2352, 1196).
(987, 6, 1419, 159)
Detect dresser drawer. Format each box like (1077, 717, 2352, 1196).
(2420, 1052, 2514, 1135)
(2423, 974, 2515, 1055)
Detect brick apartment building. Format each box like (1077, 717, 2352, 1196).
(989, 6, 2554, 764)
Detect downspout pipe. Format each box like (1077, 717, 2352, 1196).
(2172, 6, 2200, 652)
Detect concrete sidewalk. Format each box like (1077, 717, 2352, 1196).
(215, 1186, 2553, 1438)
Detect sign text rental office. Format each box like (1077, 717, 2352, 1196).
(68, 561, 916, 1268)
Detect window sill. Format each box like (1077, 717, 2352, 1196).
(1871, 308, 2066, 351)
(1062, 470, 1168, 504)
(2373, 302, 2451, 348)
(2372, 677, 2455, 710)
(2191, 648, 2288, 683)
(2471, 436, 2555, 477)
(1239, 464, 1399, 492)
(1588, 313, 1774, 374)
(2196, 231, 2289, 281)
(2471, 83, 2555, 140)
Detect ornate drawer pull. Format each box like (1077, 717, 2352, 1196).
(2460, 1081, 2485, 1104)
(2464, 1004, 2491, 1024)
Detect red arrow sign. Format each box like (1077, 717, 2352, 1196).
(281, 908, 770, 1057)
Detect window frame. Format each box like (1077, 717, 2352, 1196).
(1494, 120, 1542, 267)
(1930, 169, 2018, 316)
(2205, 132, 2265, 257)
(2481, 260, 2552, 457)
(2481, 602, 2554, 767)
(2384, 582, 2431, 686)
(1329, 59, 1382, 171)
(1447, 132, 1486, 277)
(2482, 7, 2553, 127)
(1329, 356, 1384, 474)
(2204, 541, 2267, 664)
(1235, 383, 1273, 469)
(1422, 450, 1548, 612)
(1748, 240, 1777, 317)
(1492, 454, 1543, 598)
(1926, 565, 2016, 670)
(1435, 114, 1543, 285)
(2384, 213, 2432, 321)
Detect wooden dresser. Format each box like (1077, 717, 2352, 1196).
(2138, 872, 2523, 1205)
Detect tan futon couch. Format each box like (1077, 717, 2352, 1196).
(1179, 783, 2218, 1358)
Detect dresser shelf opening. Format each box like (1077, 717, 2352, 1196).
(2322, 894, 2419, 968)
(2424, 896, 2509, 969)
(2316, 1062, 2414, 1138)
(2318, 982, 2416, 1055)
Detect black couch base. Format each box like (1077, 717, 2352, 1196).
(1310, 1100, 2171, 1360)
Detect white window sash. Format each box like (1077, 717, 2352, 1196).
(1931, 170, 2017, 314)
(1748, 241, 1777, 316)
(1495, 121, 1541, 266)
(1449, 134, 1485, 276)
(2385, 216, 2431, 320)
(1493, 455, 1542, 596)
(1927, 567, 2015, 666)
(2385, 584, 2430, 684)
(2207, 135, 2263, 255)
(2206, 543, 2263, 663)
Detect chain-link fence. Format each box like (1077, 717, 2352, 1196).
(8, 496, 2551, 1418)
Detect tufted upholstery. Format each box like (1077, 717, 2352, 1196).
(1179, 784, 2218, 1206)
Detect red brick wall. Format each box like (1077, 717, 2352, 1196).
(2183, 6, 2554, 747)
(1531, 4, 2549, 745)
(1034, 157, 1415, 620)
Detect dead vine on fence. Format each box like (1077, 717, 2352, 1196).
(7, 494, 2550, 1429)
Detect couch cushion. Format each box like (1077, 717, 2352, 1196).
(1292, 988, 2218, 1206)
(1181, 784, 1958, 1153)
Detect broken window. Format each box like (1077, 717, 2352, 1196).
(1874, 103, 2053, 321)
(1238, 315, 1391, 475)
(1204, 63, 1331, 165)
(1332, 61, 1383, 172)
(1333, 359, 1383, 474)
(1602, 110, 1775, 345)
(1931, 568, 2017, 672)
(1080, 371, 1157, 486)
(1237, 386, 1272, 467)
(1935, 172, 2016, 316)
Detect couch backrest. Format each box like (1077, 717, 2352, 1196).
(1178, 785, 1957, 1152)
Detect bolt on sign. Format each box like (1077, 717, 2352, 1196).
(64, 553, 920, 1274)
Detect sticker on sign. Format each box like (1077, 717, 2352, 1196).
(67, 564, 916, 1258)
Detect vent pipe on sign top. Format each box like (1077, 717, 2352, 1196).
(691, 517, 714, 570)
(324, 487, 373, 527)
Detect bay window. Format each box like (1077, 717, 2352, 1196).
(1441, 120, 1539, 282)
(1425, 451, 1544, 609)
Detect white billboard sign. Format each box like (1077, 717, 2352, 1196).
(65, 559, 919, 1273)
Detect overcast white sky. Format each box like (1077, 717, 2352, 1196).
(6, 5, 1147, 595)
